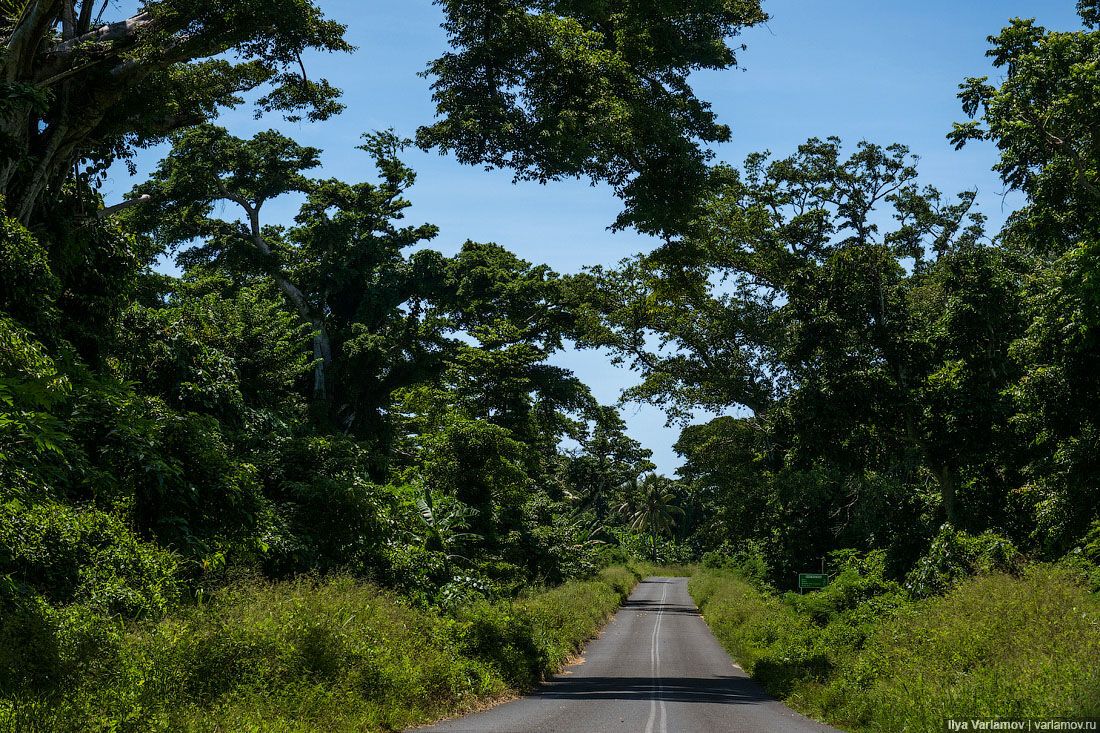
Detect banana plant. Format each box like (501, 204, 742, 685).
(415, 487, 482, 573)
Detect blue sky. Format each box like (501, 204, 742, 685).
(108, 1, 1083, 473)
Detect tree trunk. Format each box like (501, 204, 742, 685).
(244, 204, 332, 403)
(938, 464, 958, 527)
(311, 321, 332, 403)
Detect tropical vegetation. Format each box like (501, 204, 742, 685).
(1, 0, 1098, 730)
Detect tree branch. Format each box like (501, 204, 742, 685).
(54, 11, 154, 53)
(61, 1, 75, 40)
(97, 193, 150, 219)
(5, 0, 62, 73)
(1022, 109, 1100, 200)
(76, 0, 96, 35)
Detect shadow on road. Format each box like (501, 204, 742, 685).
(620, 598, 702, 616)
(532, 676, 769, 704)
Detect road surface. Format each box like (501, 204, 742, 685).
(419, 576, 840, 732)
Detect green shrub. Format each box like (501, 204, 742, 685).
(1059, 520, 1100, 592)
(629, 560, 697, 578)
(817, 567, 1100, 730)
(0, 316, 71, 498)
(691, 568, 826, 697)
(701, 549, 728, 568)
(700, 541, 770, 588)
(691, 564, 1100, 731)
(789, 550, 907, 625)
(0, 500, 179, 617)
(0, 567, 638, 732)
(906, 525, 1022, 597)
(0, 216, 58, 329)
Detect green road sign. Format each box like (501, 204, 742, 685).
(798, 573, 829, 590)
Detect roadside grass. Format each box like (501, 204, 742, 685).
(690, 565, 1100, 731)
(0, 566, 638, 733)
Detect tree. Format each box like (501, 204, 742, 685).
(125, 126, 442, 431)
(2, 0, 766, 235)
(564, 405, 654, 518)
(950, 3, 1100, 251)
(951, 4, 1100, 552)
(617, 473, 683, 561)
(0, 0, 351, 224)
(416, 487, 481, 575)
(673, 416, 774, 550)
(420, 0, 767, 235)
(582, 137, 1016, 556)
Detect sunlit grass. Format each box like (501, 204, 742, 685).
(691, 565, 1100, 731)
(0, 567, 638, 732)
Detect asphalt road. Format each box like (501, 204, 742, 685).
(418, 576, 840, 733)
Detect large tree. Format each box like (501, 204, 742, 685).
(578, 137, 1020, 545)
(952, 2, 1100, 552)
(3, 0, 765, 234)
(617, 473, 683, 561)
(420, 0, 767, 235)
(0, 0, 351, 224)
(125, 125, 443, 433)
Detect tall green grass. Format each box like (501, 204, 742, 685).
(690, 565, 1100, 731)
(0, 566, 637, 732)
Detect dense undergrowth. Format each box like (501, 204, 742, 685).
(0, 566, 637, 732)
(690, 558, 1100, 731)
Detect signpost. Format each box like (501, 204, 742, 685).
(798, 573, 829, 591)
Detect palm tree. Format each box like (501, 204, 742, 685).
(617, 474, 684, 562)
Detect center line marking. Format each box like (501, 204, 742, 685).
(644, 581, 670, 733)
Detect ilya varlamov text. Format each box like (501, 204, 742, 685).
(946, 721, 1099, 732)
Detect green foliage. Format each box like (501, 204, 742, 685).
(0, 316, 71, 497)
(64, 387, 269, 564)
(1059, 520, 1100, 592)
(691, 564, 1100, 730)
(606, 526, 694, 566)
(5, 3, 1100, 729)
(616, 474, 684, 561)
(118, 283, 311, 416)
(584, 134, 1037, 584)
(420, 0, 768, 235)
(950, 3, 1100, 558)
(1, 0, 352, 223)
(691, 568, 825, 697)
(701, 540, 771, 590)
(0, 213, 58, 328)
(0, 569, 636, 732)
(905, 525, 1023, 598)
(788, 550, 907, 627)
(0, 500, 179, 618)
(124, 125, 443, 421)
(627, 561, 698, 578)
(451, 566, 635, 689)
(814, 568, 1100, 729)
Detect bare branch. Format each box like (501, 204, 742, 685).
(54, 11, 154, 53)
(97, 193, 150, 219)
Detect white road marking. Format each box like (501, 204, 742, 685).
(644, 581, 670, 733)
